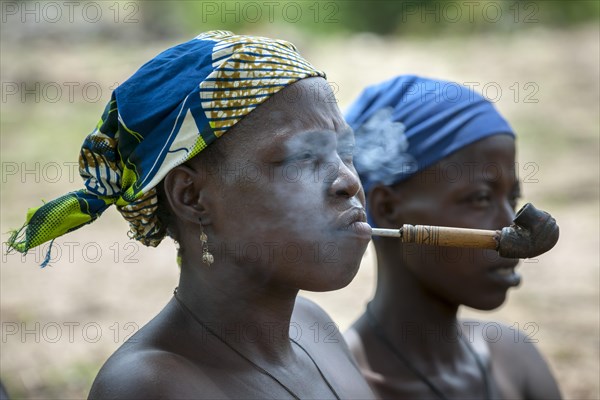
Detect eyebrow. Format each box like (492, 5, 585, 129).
(265, 129, 332, 157)
(467, 174, 520, 190)
(273, 124, 352, 143)
(336, 126, 355, 142)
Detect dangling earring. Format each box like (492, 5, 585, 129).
(199, 219, 214, 266)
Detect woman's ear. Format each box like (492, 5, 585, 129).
(368, 185, 403, 228)
(163, 164, 212, 225)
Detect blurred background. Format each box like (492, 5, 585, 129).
(1, 1, 598, 398)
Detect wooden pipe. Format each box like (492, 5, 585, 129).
(371, 203, 559, 259)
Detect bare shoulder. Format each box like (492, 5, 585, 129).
(88, 346, 224, 400)
(461, 319, 562, 400)
(460, 318, 543, 354)
(88, 302, 227, 400)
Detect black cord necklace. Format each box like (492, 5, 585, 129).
(365, 303, 492, 400)
(173, 288, 341, 400)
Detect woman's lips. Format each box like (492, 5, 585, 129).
(347, 221, 373, 238)
(487, 260, 521, 287)
(336, 207, 372, 238)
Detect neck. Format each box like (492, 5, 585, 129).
(175, 260, 299, 364)
(369, 243, 462, 364)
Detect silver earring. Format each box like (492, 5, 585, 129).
(199, 220, 214, 266)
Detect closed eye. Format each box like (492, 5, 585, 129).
(338, 146, 354, 164)
(297, 151, 315, 161)
(283, 151, 317, 164)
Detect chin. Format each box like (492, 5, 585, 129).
(304, 259, 362, 292)
(465, 291, 510, 311)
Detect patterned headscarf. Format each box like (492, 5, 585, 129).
(7, 31, 325, 263)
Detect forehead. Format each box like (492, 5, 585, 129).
(440, 135, 516, 167)
(253, 78, 348, 139)
(399, 135, 516, 192)
(207, 78, 351, 161)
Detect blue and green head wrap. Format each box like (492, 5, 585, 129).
(7, 31, 325, 261)
(345, 75, 515, 225)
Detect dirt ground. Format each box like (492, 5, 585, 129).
(1, 25, 598, 399)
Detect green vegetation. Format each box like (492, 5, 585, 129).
(165, 0, 600, 37)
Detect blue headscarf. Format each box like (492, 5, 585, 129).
(346, 75, 515, 196)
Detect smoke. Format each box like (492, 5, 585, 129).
(353, 107, 417, 190)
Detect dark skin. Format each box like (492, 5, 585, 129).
(345, 135, 562, 399)
(88, 78, 375, 399)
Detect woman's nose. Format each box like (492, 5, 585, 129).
(327, 158, 362, 199)
(496, 198, 516, 229)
